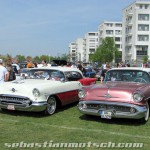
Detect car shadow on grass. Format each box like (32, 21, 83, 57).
(0, 102, 78, 118)
(79, 114, 147, 126)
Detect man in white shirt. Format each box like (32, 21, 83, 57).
(12, 58, 20, 74)
(0, 59, 8, 83)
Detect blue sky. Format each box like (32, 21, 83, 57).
(0, 0, 135, 57)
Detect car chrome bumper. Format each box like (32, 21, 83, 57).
(78, 100, 147, 119)
(0, 101, 47, 112)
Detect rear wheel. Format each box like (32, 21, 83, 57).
(45, 96, 57, 115)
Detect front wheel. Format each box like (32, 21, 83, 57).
(139, 102, 149, 123)
(45, 96, 57, 115)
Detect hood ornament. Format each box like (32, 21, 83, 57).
(11, 88, 16, 93)
(104, 93, 112, 98)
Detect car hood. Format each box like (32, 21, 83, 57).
(83, 82, 147, 103)
(0, 79, 82, 99)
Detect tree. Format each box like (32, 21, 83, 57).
(16, 55, 26, 62)
(33, 56, 41, 63)
(142, 56, 149, 64)
(91, 37, 119, 63)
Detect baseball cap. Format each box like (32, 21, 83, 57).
(0, 59, 3, 63)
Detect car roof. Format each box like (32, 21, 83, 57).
(31, 66, 82, 72)
(110, 67, 150, 72)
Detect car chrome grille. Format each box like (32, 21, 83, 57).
(0, 95, 32, 107)
(87, 104, 132, 112)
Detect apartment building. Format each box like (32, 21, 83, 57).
(122, 0, 150, 64)
(68, 38, 84, 63)
(98, 21, 122, 51)
(84, 32, 99, 63)
(68, 42, 76, 62)
(69, 32, 98, 63)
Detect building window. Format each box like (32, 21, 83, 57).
(145, 5, 148, 9)
(106, 30, 113, 35)
(115, 44, 120, 49)
(138, 35, 149, 41)
(137, 50, 147, 55)
(115, 37, 121, 42)
(136, 46, 148, 55)
(115, 30, 122, 35)
(89, 33, 96, 36)
(115, 24, 122, 27)
(138, 14, 149, 21)
(138, 24, 149, 31)
(89, 49, 95, 53)
(139, 4, 143, 9)
(106, 23, 113, 27)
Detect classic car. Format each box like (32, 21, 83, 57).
(84, 67, 96, 78)
(78, 67, 150, 123)
(0, 67, 96, 115)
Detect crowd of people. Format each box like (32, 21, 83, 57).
(0, 57, 149, 84)
(0, 58, 20, 83)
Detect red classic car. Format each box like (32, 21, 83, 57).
(78, 67, 150, 123)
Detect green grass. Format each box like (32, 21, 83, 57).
(0, 102, 150, 150)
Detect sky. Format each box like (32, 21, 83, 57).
(0, 0, 135, 57)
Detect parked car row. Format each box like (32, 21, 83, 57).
(0, 67, 150, 123)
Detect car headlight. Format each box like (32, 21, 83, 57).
(32, 88, 40, 97)
(78, 90, 86, 99)
(133, 93, 143, 102)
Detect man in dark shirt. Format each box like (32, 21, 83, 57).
(100, 64, 110, 83)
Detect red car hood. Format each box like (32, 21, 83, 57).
(84, 82, 147, 103)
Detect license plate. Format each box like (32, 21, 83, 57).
(100, 110, 112, 119)
(7, 105, 15, 110)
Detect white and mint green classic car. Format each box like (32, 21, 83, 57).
(0, 67, 96, 115)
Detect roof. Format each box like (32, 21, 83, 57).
(31, 66, 82, 72)
(110, 67, 150, 72)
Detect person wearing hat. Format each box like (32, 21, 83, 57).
(0, 59, 9, 83)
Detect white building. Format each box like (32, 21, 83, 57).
(68, 42, 76, 62)
(68, 38, 84, 63)
(98, 21, 122, 51)
(69, 32, 98, 63)
(75, 38, 84, 62)
(84, 32, 99, 63)
(122, 0, 150, 64)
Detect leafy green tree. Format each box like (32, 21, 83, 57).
(91, 37, 119, 63)
(33, 56, 41, 63)
(16, 55, 26, 62)
(142, 56, 149, 64)
(60, 53, 69, 61)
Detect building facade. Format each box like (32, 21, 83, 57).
(98, 21, 122, 52)
(69, 32, 98, 63)
(68, 42, 76, 63)
(84, 32, 99, 63)
(122, 0, 150, 64)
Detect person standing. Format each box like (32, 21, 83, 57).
(77, 61, 83, 71)
(12, 58, 20, 74)
(0, 59, 9, 83)
(41, 60, 48, 67)
(6, 58, 16, 81)
(26, 59, 34, 68)
(100, 64, 110, 83)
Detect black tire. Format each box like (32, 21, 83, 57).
(45, 96, 57, 115)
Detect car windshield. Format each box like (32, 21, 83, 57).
(105, 70, 150, 83)
(27, 69, 65, 80)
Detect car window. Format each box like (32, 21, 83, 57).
(64, 71, 82, 81)
(27, 69, 65, 80)
(105, 70, 150, 83)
